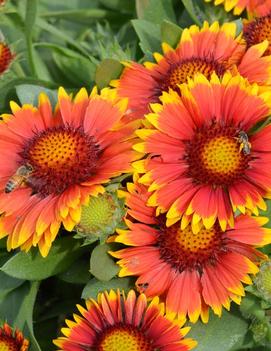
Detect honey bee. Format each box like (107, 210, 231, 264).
(236, 131, 251, 155)
(5, 164, 34, 193)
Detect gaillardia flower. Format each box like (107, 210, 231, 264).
(111, 181, 271, 322)
(204, 0, 263, 15)
(0, 322, 29, 350)
(0, 41, 14, 75)
(114, 21, 271, 117)
(0, 87, 140, 256)
(243, 4, 271, 56)
(134, 72, 271, 230)
(53, 289, 197, 351)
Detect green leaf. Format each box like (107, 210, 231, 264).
(82, 277, 133, 299)
(188, 309, 248, 351)
(95, 58, 123, 89)
(25, 0, 38, 77)
(57, 257, 91, 284)
(181, 0, 203, 26)
(136, 0, 176, 24)
(132, 19, 161, 54)
(53, 49, 96, 87)
(16, 84, 57, 106)
(1, 237, 84, 281)
(0, 281, 41, 351)
(99, 0, 134, 13)
(0, 271, 24, 299)
(161, 20, 182, 48)
(90, 243, 119, 281)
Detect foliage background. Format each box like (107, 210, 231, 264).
(0, 1, 270, 350)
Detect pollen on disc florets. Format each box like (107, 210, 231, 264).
(95, 324, 154, 351)
(75, 191, 125, 244)
(244, 14, 271, 56)
(185, 123, 251, 187)
(157, 57, 227, 94)
(19, 125, 100, 197)
(157, 218, 228, 273)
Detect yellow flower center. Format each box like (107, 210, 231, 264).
(162, 58, 226, 92)
(98, 326, 153, 351)
(0, 338, 18, 351)
(157, 219, 225, 271)
(201, 136, 241, 175)
(185, 124, 250, 186)
(244, 14, 271, 55)
(20, 126, 99, 197)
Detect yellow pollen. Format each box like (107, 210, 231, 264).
(0, 339, 17, 351)
(201, 136, 241, 175)
(99, 328, 152, 351)
(176, 225, 216, 253)
(29, 130, 79, 168)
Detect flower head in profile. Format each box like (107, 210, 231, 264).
(114, 21, 271, 118)
(0, 87, 140, 256)
(53, 289, 197, 351)
(0, 322, 29, 351)
(110, 181, 271, 322)
(134, 72, 271, 231)
(0, 40, 14, 75)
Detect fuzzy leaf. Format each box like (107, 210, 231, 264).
(16, 84, 57, 106)
(188, 308, 248, 351)
(161, 20, 182, 48)
(95, 58, 123, 89)
(1, 237, 84, 280)
(132, 19, 161, 54)
(82, 277, 133, 299)
(90, 243, 119, 281)
(136, 0, 176, 23)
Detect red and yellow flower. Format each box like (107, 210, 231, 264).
(53, 289, 197, 351)
(0, 41, 14, 75)
(205, 0, 271, 16)
(0, 322, 29, 351)
(110, 181, 271, 322)
(0, 87, 140, 257)
(133, 72, 271, 231)
(114, 21, 271, 118)
(243, 5, 271, 56)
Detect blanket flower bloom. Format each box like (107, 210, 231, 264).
(204, 0, 267, 15)
(133, 72, 271, 230)
(243, 5, 271, 56)
(0, 41, 14, 75)
(114, 21, 271, 118)
(0, 323, 29, 351)
(110, 181, 271, 322)
(0, 87, 140, 256)
(53, 289, 197, 351)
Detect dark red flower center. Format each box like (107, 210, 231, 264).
(158, 57, 226, 94)
(185, 123, 251, 187)
(95, 324, 154, 351)
(0, 42, 13, 74)
(157, 219, 228, 272)
(243, 14, 271, 55)
(0, 335, 20, 351)
(20, 125, 100, 197)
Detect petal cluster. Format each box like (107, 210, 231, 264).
(53, 289, 197, 351)
(0, 87, 140, 256)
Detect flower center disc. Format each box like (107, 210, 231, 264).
(160, 58, 226, 92)
(185, 125, 250, 186)
(0, 337, 18, 351)
(97, 326, 153, 351)
(20, 126, 99, 197)
(244, 14, 271, 55)
(158, 220, 224, 271)
(0, 43, 13, 74)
